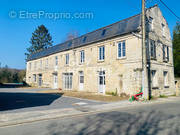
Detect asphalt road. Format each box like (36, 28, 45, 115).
(0, 100, 180, 135)
(0, 88, 105, 113)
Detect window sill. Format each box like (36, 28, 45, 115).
(151, 57, 157, 60)
(152, 87, 159, 89)
(79, 62, 85, 65)
(164, 86, 169, 88)
(163, 60, 169, 63)
(97, 60, 105, 63)
(117, 57, 126, 60)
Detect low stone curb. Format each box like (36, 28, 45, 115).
(0, 96, 180, 128)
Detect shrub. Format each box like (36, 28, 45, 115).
(159, 94, 168, 98)
(106, 89, 118, 96)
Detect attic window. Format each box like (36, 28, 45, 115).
(82, 36, 87, 43)
(68, 41, 72, 47)
(101, 29, 106, 36)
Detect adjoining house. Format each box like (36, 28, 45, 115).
(26, 5, 175, 97)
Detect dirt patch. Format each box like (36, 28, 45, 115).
(38, 90, 129, 102)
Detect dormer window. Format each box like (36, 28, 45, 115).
(82, 36, 87, 43)
(101, 29, 106, 36)
(68, 41, 72, 47)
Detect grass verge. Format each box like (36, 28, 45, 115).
(38, 90, 129, 102)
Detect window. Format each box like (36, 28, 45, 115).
(151, 70, 158, 88)
(117, 41, 126, 58)
(101, 29, 106, 36)
(34, 62, 37, 71)
(99, 71, 105, 85)
(150, 40, 156, 59)
(149, 17, 153, 31)
(99, 46, 105, 61)
(80, 50, 85, 63)
(167, 46, 169, 62)
(163, 71, 169, 88)
(82, 36, 87, 43)
(68, 41, 72, 47)
(55, 56, 58, 66)
(65, 54, 69, 65)
(79, 71, 84, 83)
(163, 45, 169, 62)
(45, 58, 48, 69)
(162, 23, 165, 37)
(40, 60, 42, 69)
(33, 74, 36, 82)
(63, 73, 73, 90)
(29, 63, 31, 71)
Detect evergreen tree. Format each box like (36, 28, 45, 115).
(25, 25, 53, 59)
(173, 22, 180, 77)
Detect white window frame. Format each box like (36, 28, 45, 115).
(151, 70, 158, 88)
(117, 41, 126, 59)
(98, 46, 105, 61)
(163, 45, 169, 62)
(80, 50, 85, 64)
(63, 73, 73, 90)
(65, 54, 69, 65)
(55, 56, 58, 66)
(150, 40, 156, 59)
(163, 71, 169, 88)
(79, 71, 84, 84)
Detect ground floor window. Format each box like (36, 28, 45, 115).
(163, 71, 169, 88)
(33, 74, 36, 82)
(63, 73, 73, 90)
(38, 74, 42, 86)
(151, 70, 158, 88)
(79, 71, 84, 84)
(79, 71, 84, 90)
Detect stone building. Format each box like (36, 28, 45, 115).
(26, 5, 175, 96)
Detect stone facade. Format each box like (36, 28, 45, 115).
(26, 5, 176, 97)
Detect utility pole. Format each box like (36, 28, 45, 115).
(142, 0, 149, 100)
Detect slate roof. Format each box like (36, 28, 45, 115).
(27, 14, 141, 61)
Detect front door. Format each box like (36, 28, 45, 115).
(79, 71, 84, 90)
(98, 71, 105, 94)
(38, 74, 42, 87)
(53, 74, 58, 89)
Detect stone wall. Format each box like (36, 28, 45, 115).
(26, 5, 176, 97)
